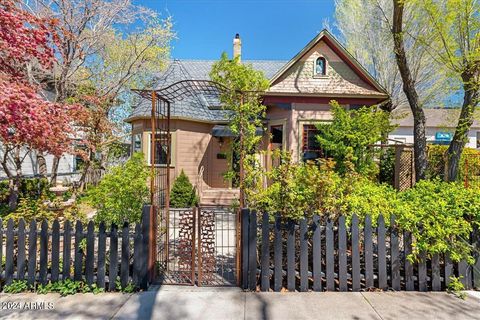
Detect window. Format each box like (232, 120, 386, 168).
(132, 134, 142, 153)
(302, 124, 323, 161)
(315, 57, 326, 76)
(148, 133, 172, 166)
(270, 125, 283, 145)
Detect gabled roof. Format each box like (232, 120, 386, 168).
(269, 29, 388, 97)
(126, 59, 286, 123)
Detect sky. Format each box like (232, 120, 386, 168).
(137, 0, 336, 61)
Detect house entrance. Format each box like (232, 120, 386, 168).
(158, 207, 239, 286)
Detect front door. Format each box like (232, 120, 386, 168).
(268, 124, 285, 170)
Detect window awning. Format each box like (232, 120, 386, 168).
(211, 125, 263, 137)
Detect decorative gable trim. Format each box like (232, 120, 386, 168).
(269, 29, 388, 97)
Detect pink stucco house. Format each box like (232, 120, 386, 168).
(125, 30, 389, 205)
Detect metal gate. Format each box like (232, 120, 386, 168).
(159, 206, 239, 286)
(133, 79, 241, 286)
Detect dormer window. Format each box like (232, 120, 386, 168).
(315, 57, 327, 76)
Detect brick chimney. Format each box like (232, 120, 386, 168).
(233, 33, 241, 62)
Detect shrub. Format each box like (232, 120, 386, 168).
(88, 153, 149, 225)
(344, 178, 398, 226)
(0, 178, 53, 216)
(170, 170, 198, 208)
(396, 179, 479, 263)
(315, 101, 393, 178)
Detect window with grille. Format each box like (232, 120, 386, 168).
(302, 124, 323, 161)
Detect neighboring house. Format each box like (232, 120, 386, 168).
(125, 30, 389, 205)
(389, 108, 480, 148)
(0, 149, 77, 181)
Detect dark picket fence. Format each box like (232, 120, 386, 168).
(241, 209, 480, 292)
(0, 205, 155, 291)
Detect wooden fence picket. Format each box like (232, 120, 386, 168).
(299, 219, 308, 292)
(312, 215, 322, 292)
(431, 254, 441, 291)
(326, 219, 334, 291)
(5, 219, 14, 285)
(97, 222, 107, 288)
(390, 215, 401, 291)
(51, 220, 60, 282)
(121, 222, 130, 288)
(109, 224, 118, 291)
(274, 213, 283, 292)
(63, 221, 72, 280)
(39, 220, 49, 285)
(418, 252, 427, 291)
(86, 221, 95, 286)
(351, 214, 361, 292)
(27, 220, 37, 286)
(133, 223, 142, 287)
(458, 260, 470, 289)
(261, 212, 270, 292)
(377, 215, 387, 290)
(287, 219, 295, 292)
(404, 231, 415, 291)
(445, 254, 453, 287)
(17, 219, 26, 280)
(74, 221, 83, 281)
(338, 216, 347, 292)
(364, 216, 373, 289)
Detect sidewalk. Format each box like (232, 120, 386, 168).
(1, 286, 480, 320)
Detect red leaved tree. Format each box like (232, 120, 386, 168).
(0, 0, 78, 209)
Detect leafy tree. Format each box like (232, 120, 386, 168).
(88, 153, 149, 225)
(210, 53, 270, 207)
(335, 0, 448, 112)
(0, 0, 78, 209)
(26, 0, 174, 182)
(315, 101, 393, 177)
(170, 170, 198, 208)
(391, 0, 429, 181)
(414, 0, 480, 181)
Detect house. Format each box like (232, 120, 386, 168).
(389, 108, 480, 148)
(125, 30, 389, 205)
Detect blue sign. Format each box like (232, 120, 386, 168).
(435, 132, 452, 141)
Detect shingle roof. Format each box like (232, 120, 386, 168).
(391, 108, 480, 128)
(126, 59, 286, 123)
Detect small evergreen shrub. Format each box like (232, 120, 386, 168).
(170, 170, 198, 208)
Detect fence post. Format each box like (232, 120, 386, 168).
(141, 204, 153, 290)
(241, 208, 250, 290)
(248, 210, 258, 291)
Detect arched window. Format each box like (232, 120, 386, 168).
(315, 57, 326, 76)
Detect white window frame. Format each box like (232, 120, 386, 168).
(313, 56, 328, 77)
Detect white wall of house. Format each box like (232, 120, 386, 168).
(389, 126, 480, 148)
(0, 146, 77, 181)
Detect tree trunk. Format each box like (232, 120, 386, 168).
(392, 0, 427, 181)
(37, 152, 48, 178)
(8, 148, 23, 210)
(446, 73, 479, 181)
(50, 155, 60, 185)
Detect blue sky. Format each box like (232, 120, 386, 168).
(137, 0, 336, 60)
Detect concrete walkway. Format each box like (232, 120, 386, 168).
(1, 286, 480, 320)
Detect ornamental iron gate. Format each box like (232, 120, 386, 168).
(133, 79, 246, 286)
(161, 207, 238, 286)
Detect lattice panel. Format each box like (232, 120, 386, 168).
(176, 209, 195, 284)
(198, 209, 216, 285)
(395, 147, 415, 191)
